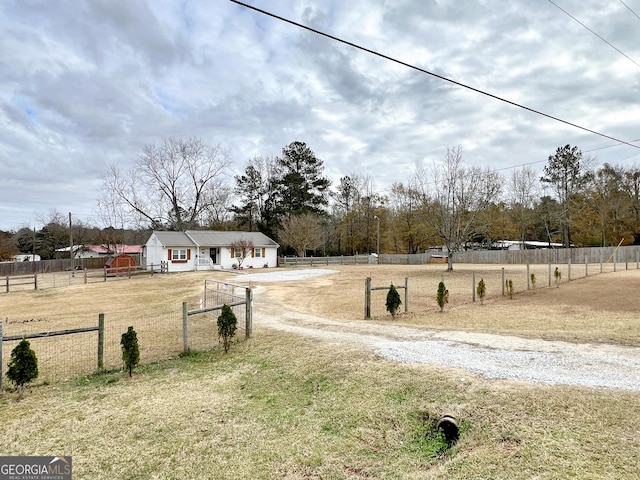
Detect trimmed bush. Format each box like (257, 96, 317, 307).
(437, 281, 448, 312)
(6, 338, 38, 399)
(476, 278, 486, 305)
(506, 279, 514, 299)
(218, 304, 238, 353)
(386, 284, 402, 319)
(530, 273, 536, 289)
(121, 326, 140, 377)
(554, 267, 561, 287)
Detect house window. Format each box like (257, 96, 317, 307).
(234, 249, 243, 258)
(253, 248, 262, 258)
(173, 249, 188, 260)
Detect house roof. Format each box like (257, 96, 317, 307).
(186, 230, 279, 247)
(151, 231, 194, 247)
(149, 230, 279, 248)
(56, 244, 143, 254)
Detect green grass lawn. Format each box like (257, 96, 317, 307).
(2, 329, 639, 479)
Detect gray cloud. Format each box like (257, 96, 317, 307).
(1, 0, 640, 230)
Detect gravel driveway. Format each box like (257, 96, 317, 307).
(243, 269, 640, 392)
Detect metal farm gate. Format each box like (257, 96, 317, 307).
(181, 280, 253, 353)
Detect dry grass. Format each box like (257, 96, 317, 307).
(1, 265, 640, 478)
(1, 332, 639, 479)
(0, 271, 230, 381)
(258, 264, 640, 346)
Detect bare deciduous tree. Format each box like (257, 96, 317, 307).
(229, 238, 254, 269)
(423, 145, 502, 271)
(99, 137, 231, 230)
(279, 213, 324, 257)
(508, 166, 539, 244)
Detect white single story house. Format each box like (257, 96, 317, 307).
(143, 230, 279, 272)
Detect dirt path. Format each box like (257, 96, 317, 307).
(251, 282, 640, 391)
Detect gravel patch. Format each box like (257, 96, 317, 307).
(376, 340, 640, 391)
(249, 269, 640, 391)
(240, 268, 338, 282)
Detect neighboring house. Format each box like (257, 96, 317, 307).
(56, 245, 143, 259)
(492, 240, 568, 250)
(143, 230, 279, 272)
(10, 254, 41, 262)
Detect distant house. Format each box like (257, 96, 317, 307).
(11, 254, 41, 262)
(56, 245, 143, 259)
(143, 231, 279, 272)
(492, 240, 568, 250)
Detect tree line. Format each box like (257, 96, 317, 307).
(2, 138, 639, 267)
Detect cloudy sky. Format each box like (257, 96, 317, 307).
(2, 0, 640, 231)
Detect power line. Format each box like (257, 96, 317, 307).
(618, 0, 640, 22)
(584, 138, 640, 153)
(229, 0, 640, 150)
(547, 0, 640, 69)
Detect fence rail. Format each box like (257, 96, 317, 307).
(362, 258, 639, 319)
(280, 254, 375, 267)
(0, 263, 168, 293)
(2, 274, 37, 293)
(0, 280, 252, 389)
(279, 245, 640, 267)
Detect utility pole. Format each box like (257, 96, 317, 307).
(32, 227, 36, 273)
(374, 215, 380, 258)
(69, 212, 74, 272)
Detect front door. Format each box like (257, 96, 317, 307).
(209, 248, 218, 264)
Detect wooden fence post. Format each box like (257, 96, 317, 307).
(585, 256, 588, 277)
(103, 266, 107, 282)
(0, 319, 3, 392)
(98, 313, 104, 370)
(5, 276, 8, 293)
(182, 302, 189, 354)
(568, 258, 571, 281)
(472, 271, 476, 301)
(526, 264, 530, 290)
(364, 277, 372, 319)
(34, 272, 38, 290)
(501, 268, 505, 296)
(404, 277, 408, 313)
(548, 263, 552, 287)
(245, 287, 253, 339)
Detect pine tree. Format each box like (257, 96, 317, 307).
(217, 304, 238, 353)
(121, 326, 140, 377)
(7, 338, 38, 399)
(437, 281, 448, 312)
(506, 279, 514, 299)
(385, 284, 402, 319)
(476, 278, 486, 305)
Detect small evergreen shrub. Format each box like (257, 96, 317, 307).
(505, 279, 514, 299)
(6, 338, 38, 399)
(121, 326, 140, 377)
(530, 273, 536, 288)
(476, 278, 486, 305)
(437, 281, 448, 312)
(386, 284, 402, 319)
(554, 267, 561, 287)
(218, 304, 238, 353)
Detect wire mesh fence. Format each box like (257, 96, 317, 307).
(0, 280, 251, 388)
(363, 261, 632, 319)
